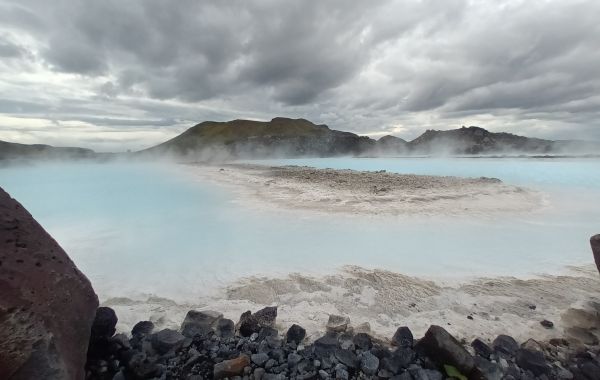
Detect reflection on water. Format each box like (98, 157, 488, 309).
(0, 158, 598, 302)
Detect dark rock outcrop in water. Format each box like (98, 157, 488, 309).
(0, 187, 99, 379)
(592, 234, 600, 275)
(85, 306, 600, 380)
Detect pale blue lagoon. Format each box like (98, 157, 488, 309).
(1, 158, 599, 301)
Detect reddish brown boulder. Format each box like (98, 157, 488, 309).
(0, 187, 98, 379)
(213, 354, 251, 379)
(591, 235, 600, 274)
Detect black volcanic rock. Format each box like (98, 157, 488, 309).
(0, 187, 98, 380)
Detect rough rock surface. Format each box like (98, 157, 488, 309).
(85, 309, 600, 380)
(0, 187, 98, 379)
(592, 234, 600, 274)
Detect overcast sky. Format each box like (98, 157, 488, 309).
(0, 0, 599, 151)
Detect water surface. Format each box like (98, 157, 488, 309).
(1, 158, 598, 301)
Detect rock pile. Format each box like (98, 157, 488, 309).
(85, 307, 600, 380)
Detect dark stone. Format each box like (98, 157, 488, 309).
(216, 318, 234, 338)
(288, 352, 302, 367)
(474, 356, 503, 380)
(213, 354, 250, 379)
(151, 329, 185, 354)
(360, 351, 379, 375)
(335, 348, 359, 369)
(258, 326, 278, 341)
(580, 360, 600, 380)
(91, 307, 118, 339)
(0, 187, 98, 380)
(515, 348, 551, 376)
(131, 321, 154, 336)
(540, 319, 554, 329)
(180, 310, 222, 337)
(254, 306, 277, 327)
(314, 333, 340, 357)
(391, 327, 413, 348)
(409, 368, 444, 380)
(251, 352, 270, 366)
(127, 352, 162, 379)
(492, 334, 519, 356)
(415, 325, 474, 376)
(471, 338, 493, 358)
(238, 310, 261, 337)
(381, 348, 415, 374)
(353, 333, 372, 350)
(286, 324, 307, 344)
(591, 234, 600, 274)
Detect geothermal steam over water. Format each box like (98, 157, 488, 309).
(1, 158, 598, 304)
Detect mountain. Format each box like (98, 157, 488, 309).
(408, 126, 558, 155)
(143, 117, 375, 158)
(144, 119, 598, 158)
(0, 140, 95, 160)
(375, 135, 408, 155)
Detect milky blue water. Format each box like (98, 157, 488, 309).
(1, 158, 598, 301)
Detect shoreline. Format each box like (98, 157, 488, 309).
(181, 163, 545, 217)
(102, 264, 600, 346)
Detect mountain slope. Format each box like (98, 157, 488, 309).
(0, 140, 95, 160)
(144, 117, 375, 158)
(408, 126, 557, 154)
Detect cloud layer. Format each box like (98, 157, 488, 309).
(0, 0, 599, 151)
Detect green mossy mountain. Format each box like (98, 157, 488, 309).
(143, 117, 375, 158)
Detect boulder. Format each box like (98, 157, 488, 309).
(360, 351, 379, 375)
(214, 354, 250, 378)
(180, 310, 223, 337)
(131, 320, 154, 337)
(216, 318, 234, 338)
(90, 307, 117, 340)
(492, 334, 519, 356)
(254, 306, 277, 327)
(326, 314, 350, 333)
(416, 325, 475, 376)
(314, 333, 340, 357)
(353, 332, 373, 350)
(334, 348, 359, 369)
(591, 234, 600, 274)
(0, 187, 98, 379)
(286, 324, 306, 344)
(391, 326, 414, 347)
(471, 338, 492, 358)
(515, 348, 551, 376)
(151, 329, 185, 354)
(237, 307, 278, 337)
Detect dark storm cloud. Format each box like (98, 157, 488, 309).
(1, 0, 600, 150)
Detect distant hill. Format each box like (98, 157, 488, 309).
(408, 126, 557, 154)
(375, 135, 408, 155)
(143, 117, 374, 158)
(144, 118, 598, 158)
(0, 140, 95, 160)
(408, 126, 598, 155)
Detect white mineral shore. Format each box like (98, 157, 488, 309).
(183, 163, 544, 216)
(106, 265, 600, 345)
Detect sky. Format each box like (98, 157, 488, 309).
(0, 0, 599, 152)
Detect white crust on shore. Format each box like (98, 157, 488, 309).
(106, 265, 600, 345)
(184, 163, 543, 216)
